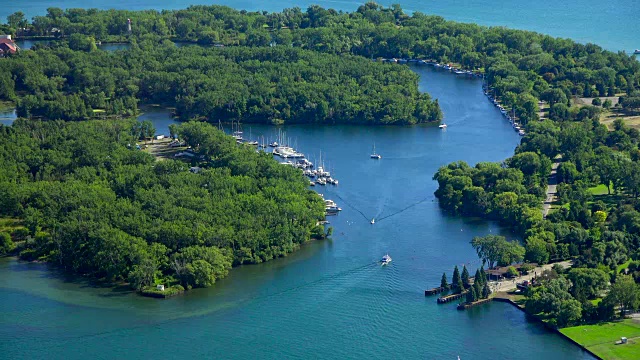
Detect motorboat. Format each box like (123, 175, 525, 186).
(269, 141, 278, 147)
(439, 123, 447, 129)
(370, 218, 375, 224)
(380, 254, 392, 265)
(634, 49, 640, 55)
(325, 205, 342, 214)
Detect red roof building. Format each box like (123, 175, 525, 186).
(0, 38, 18, 56)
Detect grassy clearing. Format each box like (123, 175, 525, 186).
(589, 298, 603, 306)
(599, 108, 640, 130)
(589, 184, 610, 196)
(616, 260, 632, 274)
(561, 319, 640, 360)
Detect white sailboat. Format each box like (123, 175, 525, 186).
(370, 144, 381, 159)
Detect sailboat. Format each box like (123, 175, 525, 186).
(370, 144, 381, 159)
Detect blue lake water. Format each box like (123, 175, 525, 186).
(1, 1, 623, 357)
(0, 65, 595, 359)
(0, 107, 17, 126)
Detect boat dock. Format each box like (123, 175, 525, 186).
(424, 286, 449, 296)
(456, 298, 492, 310)
(437, 291, 466, 304)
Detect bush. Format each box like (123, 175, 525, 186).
(591, 98, 602, 106)
(11, 228, 29, 241)
(552, 263, 565, 274)
(520, 264, 535, 274)
(140, 284, 185, 298)
(506, 266, 519, 278)
(0, 232, 15, 255)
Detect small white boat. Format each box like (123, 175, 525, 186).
(439, 123, 447, 129)
(380, 254, 392, 265)
(269, 141, 278, 147)
(370, 144, 381, 159)
(370, 218, 375, 224)
(634, 49, 640, 55)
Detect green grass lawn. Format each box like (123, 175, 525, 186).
(616, 260, 632, 274)
(589, 183, 611, 196)
(561, 319, 640, 360)
(589, 298, 603, 306)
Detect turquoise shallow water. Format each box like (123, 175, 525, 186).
(0, 65, 594, 359)
(3, 0, 639, 52)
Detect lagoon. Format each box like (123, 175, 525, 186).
(0, 65, 594, 359)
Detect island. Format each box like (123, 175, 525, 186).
(1, 5, 640, 357)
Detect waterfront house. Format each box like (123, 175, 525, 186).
(0, 35, 18, 56)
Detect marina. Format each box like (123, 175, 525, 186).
(0, 59, 591, 360)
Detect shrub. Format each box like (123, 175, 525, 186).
(506, 266, 519, 278)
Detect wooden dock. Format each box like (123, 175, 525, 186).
(424, 286, 448, 296)
(456, 298, 492, 310)
(437, 291, 466, 304)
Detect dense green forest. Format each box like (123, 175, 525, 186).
(4, 3, 640, 125)
(434, 114, 640, 326)
(2, 3, 640, 308)
(0, 44, 440, 125)
(0, 119, 326, 292)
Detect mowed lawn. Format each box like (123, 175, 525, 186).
(561, 319, 640, 360)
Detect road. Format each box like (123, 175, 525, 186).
(542, 155, 562, 218)
(489, 260, 573, 293)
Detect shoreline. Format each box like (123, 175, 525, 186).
(492, 297, 603, 359)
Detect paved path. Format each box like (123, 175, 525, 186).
(542, 155, 562, 218)
(489, 260, 572, 293)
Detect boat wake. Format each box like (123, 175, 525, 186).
(332, 192, 371, 222)
(375, 196, 431, 223)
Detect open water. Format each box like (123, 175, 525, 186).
(0, 65, 595, 359)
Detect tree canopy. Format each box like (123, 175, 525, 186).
(0, 119, 325, 290)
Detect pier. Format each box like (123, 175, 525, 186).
(456, 298, 492, 310)
(424, 286, 448, 296)
(437, 291, 466, 304)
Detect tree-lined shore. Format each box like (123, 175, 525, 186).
(1, 3, 639, 314)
